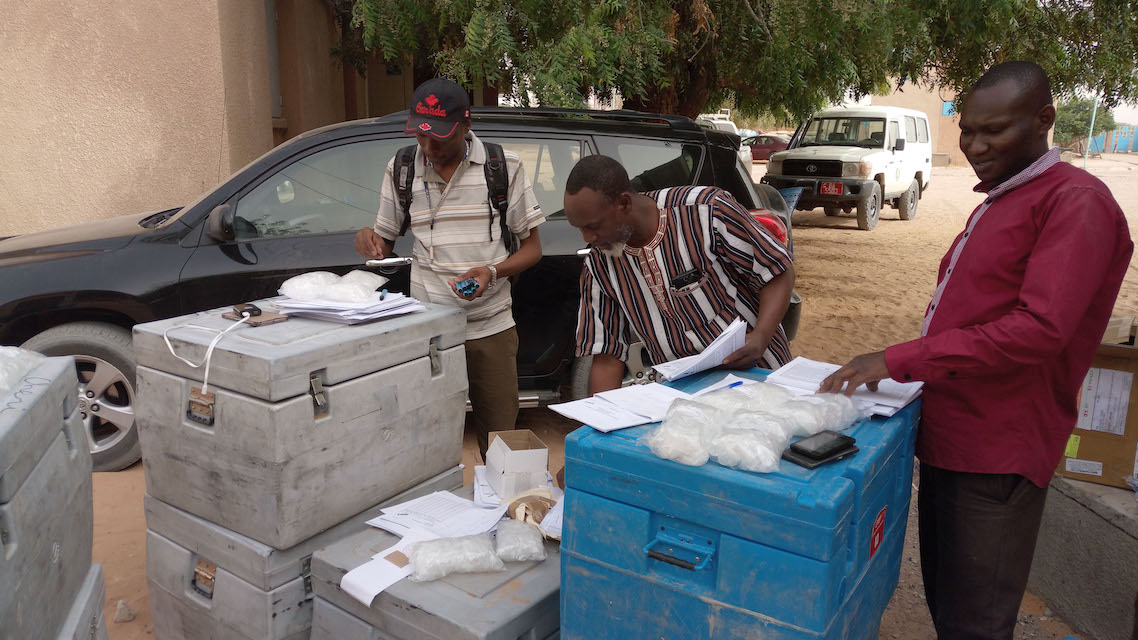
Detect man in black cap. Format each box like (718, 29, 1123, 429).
(355, 78, 547, 460)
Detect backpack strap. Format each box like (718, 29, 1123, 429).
(393, 144, 417, 237)
(482, 142, 517, 254)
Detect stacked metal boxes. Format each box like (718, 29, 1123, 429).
(0, 355, 109, 640)
(309, 488, 562, 640)
(133, 302, 469, 640)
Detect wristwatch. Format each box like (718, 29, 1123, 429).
(487, 264, 498, 290)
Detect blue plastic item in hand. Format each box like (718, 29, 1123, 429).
(457, 278, 479, 296)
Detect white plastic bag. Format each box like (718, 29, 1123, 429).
(0, 347, 45, 395)
(699, 382, 796, 413)
(407, 533, 504, 582)
(278, 270, 388, 303)
(705, 410, 793, 473)
(776, 393, 865, 436)
(640, 399, 718, 466)
(495, 518, 547, 562)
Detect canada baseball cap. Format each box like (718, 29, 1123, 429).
(405, 78, 471, 140)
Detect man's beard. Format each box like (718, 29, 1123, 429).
(600, 224, 634, 257)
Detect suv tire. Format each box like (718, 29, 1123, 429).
(898, 180, 919, 220)
(857, 183, 882, 231)
(22, 322, 141, 472)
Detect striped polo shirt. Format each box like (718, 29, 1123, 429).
(576, 185, 793, 369)
(373, 132, 545, 340)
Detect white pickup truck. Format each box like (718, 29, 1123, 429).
(761, 106, 932, 230)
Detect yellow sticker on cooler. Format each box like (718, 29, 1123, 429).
(1065, 434, 1081, 458)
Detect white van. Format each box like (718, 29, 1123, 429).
(761, 106, 932, 230)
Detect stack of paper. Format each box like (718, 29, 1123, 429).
(548, 382, 693, 432)
(765, 356, 923, 416)
(366, 491, 508, 538)
(274, 291, 425, 324)
(651, 317, 748, 381)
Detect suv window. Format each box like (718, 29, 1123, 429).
(801, 117, 886, 147)
(233, 138, 404, 239)
(611, 141, 702, 192)
(917, 119, 930, 143)
(904, 116, 918, 142)
(888, 121, 901, 148)
(482, 137, 582, 219)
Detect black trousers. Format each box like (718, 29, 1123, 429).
(918, 462, 1049, 640)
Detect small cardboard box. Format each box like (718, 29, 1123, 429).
(485, 430, 549, 498)
(1056, 343, 1138, 488)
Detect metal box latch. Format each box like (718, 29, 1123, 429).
(309, 375, 329, 417)
(192, 558, 217, 598)
(186, 387, 216, 426)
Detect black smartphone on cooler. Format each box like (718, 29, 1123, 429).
(782, 430, 858, 469)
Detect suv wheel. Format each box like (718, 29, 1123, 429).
(22, 322, 141, 472)
(857, 183, 881, 231)
(898, 180, 919, 220)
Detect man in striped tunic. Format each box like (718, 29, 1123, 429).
(355, 79, 546, 459)
(566, 154, 795, 395)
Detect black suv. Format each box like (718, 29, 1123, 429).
(0, 108, 800, 471)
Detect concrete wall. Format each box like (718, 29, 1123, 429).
(0, 0, 273, 236)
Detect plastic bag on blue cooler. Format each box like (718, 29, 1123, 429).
(775, 393, 865, 436)
(699, 382, 796, 414)
(407, 533, 504, 581)
(495, 518, 547, 562)
(640, 399, 718, 466)
(705, 410, 794, 473)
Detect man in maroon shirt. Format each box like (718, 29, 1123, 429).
(820, 61, 1132, 638)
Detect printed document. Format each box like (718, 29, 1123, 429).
(367, 491, 508, 538)
(549, 383, 693, 432)
(651, 317, 748, 381)
(765, 356, 922, 412)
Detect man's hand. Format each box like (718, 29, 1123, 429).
(449, 266, 493, 301)
(817, 351, 890, 396)
(354, 228, 385, 259)
(721, 330, 772, 370)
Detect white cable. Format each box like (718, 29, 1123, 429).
(163, 313, 251, 394)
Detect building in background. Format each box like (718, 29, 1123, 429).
(0, 0, 497, 236)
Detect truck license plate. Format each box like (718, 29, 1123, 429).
(820, 181, 842, 195)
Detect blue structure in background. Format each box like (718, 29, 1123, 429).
(1089, 125, 1137, 153)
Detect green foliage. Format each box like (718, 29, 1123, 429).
(1054, 97, 1117, 145)
(349, 0, 1138, 120)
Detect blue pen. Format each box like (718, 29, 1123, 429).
(727, 381, 744, 389)
(379, 289, 387, 300)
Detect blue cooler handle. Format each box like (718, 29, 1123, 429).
(643, 536, 714, 571)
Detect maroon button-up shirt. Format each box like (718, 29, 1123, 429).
(885, 149, 1133, 487)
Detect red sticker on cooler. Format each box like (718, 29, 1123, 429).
(870, 506, 887, 558)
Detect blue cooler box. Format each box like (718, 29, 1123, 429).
(561, 370, 919, 639)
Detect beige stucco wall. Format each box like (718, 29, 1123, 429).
(0, 0, 272, 236)
(276, 0, 345, 139)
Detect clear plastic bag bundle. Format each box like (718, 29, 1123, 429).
(699, 382, 796, 414)
(705, 410, 794, 473)
(407, 533, 504, 582)
(0, 346, 45, 395)
(640, 399, 718, 466)
(776, 393, 865, 436)
(279, 269, 388, 303)
(494, 518, 547, 562)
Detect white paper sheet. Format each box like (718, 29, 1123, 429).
(340, 528, 437, 607)
(651, 317, 748, 381)
(594, 383, 692, 422)
(538, 496, 564, 539)
(765, 356, 922, 409)
(1077, 367, 1133, 435)
(548, 397, 653, 432)
(367, 491, 508, 538)
(692, 374, 757, 397)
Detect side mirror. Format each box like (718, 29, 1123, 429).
(893, 139, 906, 152)
(207, 204, 236, 243)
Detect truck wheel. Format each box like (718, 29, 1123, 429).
(22, 322, 142, 472)
(823, 207, 841, 217)
(857, 183, 881, 231)
(898, 180, 919, 220)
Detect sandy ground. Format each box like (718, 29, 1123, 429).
(91, 154, 1138, 639)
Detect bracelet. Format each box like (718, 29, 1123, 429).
(487, 264, 498, 290)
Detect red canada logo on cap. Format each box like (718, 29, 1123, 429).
(418, 122, 432, 131)
(425, 94, 439, 107)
